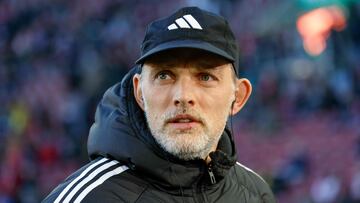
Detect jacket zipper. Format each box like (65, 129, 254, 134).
(194, 163, 215, 203)
(208, 165, 217, 184)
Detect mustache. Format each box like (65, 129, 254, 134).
(163, 108, 205, 124)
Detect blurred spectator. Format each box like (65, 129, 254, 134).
(355, 134, 360, 160)
(272, 146, 310, 194)
(350, 164, 360, 202)
(310, 173, 342, 203)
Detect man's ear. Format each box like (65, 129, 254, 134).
(133, 73, 145, 111)
(231, 78, 252, 115)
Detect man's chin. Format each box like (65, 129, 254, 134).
(161, 138, 211, 160)
(164, 126, 203, 135)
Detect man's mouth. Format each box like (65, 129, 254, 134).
(167, 114, 201, 123)
(175, 119, 192, 123)
(166, 114, 202, 129)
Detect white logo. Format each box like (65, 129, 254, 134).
(167, 14, 203, 30)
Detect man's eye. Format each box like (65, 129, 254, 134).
(199, 74, 214, 81)
(156, 72, 171, 80)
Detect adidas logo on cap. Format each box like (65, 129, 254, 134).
(167, 14, 203, 30)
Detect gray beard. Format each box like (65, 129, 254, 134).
(144, 111, 222, 161)
(142, 99, 230, 161)
(150, 129, 216, 161)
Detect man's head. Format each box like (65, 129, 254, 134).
(135, 7, 240, 76)
(132, 7, 252, 161)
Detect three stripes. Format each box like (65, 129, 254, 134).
(168, 14, 203, 30)
(54, 158, 128, 203)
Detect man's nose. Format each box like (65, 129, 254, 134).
(173, 76, 195, 107)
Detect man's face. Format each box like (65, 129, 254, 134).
(133, 49, 250, 160)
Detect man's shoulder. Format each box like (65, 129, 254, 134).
(42, 157, 144, 203)
(233, 162, 276, 202)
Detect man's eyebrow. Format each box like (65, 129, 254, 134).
(147, 63, 178, 71)
(194, 62, 230, 72)
(193, 59, 230, 69)
(144, 64, 176, 77)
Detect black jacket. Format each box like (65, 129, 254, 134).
(43, 66, 276, 203)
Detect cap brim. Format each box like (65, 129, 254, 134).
(135, 40, 235, 64)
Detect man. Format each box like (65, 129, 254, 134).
(43, 7, 276, 203)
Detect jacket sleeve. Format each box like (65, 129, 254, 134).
(235, 162, 277, 203)
(258, 179, 276, 203)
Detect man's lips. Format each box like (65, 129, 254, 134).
(166, 114, 201, 124)
(166, 114, 202, 130)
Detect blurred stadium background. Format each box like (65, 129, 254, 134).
(0, 0, 359, 202)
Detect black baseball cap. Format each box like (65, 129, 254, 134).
(135, 7, 240, 76)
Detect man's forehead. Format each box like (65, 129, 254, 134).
(143, 48, 232, 70)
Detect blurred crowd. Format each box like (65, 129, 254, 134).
(0, 0, 359, 202)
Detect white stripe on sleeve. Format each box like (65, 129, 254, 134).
(62, 160, 119, 203)
(54, 158, 108, 203)
(73, 165, 129, 203)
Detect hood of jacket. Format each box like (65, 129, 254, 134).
(87, 66, 238, 188)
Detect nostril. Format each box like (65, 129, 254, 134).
(174, 99, 194, 106)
